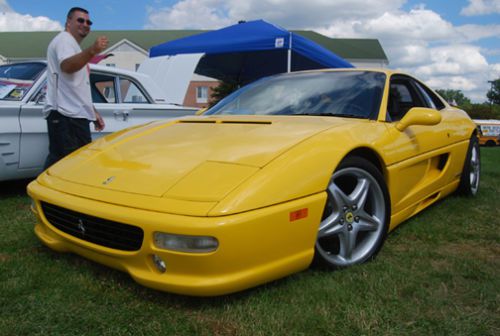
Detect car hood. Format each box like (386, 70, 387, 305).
(47, 116, 345, 202)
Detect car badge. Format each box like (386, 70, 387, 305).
(102, 176, 115, 185)
(77, 219, 86, 235)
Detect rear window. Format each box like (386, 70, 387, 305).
(0, 62, 46, 101)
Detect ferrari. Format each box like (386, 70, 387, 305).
(28, 69, 480, 296)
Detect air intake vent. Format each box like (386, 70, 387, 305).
(178, 120, 271, 125)
(41, 202, 144, 251)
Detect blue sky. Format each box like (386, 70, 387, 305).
(1, 0, 499, 102)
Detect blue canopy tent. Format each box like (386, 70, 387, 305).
(149, 20, 353, 84)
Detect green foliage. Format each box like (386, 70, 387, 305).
(1, 149, 499, 335)
(464, 103, 500, 120)
(436, 89, 472, 106)
(486, 79, 500, 105)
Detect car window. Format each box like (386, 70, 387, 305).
(120, 78, 149, 104)
(90, 73, 116, 103)
(0, 62, 46, 101)
(207, 71, 386, 120)
(414, 81, 437, 109)
(387, 76, 426, 121)
(415, 81, 445, 110)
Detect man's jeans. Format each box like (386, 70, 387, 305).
(44, 110, 92, 169)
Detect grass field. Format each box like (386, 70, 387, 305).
(1, 148, 498, 335)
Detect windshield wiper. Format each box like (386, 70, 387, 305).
(294, 113, 363, 118)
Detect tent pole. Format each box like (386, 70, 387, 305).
(287, 32, 292, 73)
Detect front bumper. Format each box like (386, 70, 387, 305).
(28, 179, 325, 296)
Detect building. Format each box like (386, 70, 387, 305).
(0, 30, 388, 107)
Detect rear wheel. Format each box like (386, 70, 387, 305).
(457, 136, 480, 196)
(315, 157, 390, 268)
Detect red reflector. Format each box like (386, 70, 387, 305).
(290, 208, 308, 221)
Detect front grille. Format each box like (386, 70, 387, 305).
(41, 202, 144, 251)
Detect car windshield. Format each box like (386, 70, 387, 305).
(206, 71, 386, 119)
(0, 62, 46, 101)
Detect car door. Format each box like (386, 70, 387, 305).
(0, 100, 23, 181)
(17, 81, 48, 171)
(90, 71, 194, 134)
(378, 75, 454, 215)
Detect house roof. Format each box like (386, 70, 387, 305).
(0, 30, 388, 62)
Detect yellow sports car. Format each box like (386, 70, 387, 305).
(28, 69, 480, 296)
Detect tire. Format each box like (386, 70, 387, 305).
(457, 136, 480, 196)
(314, 156, 390, 268)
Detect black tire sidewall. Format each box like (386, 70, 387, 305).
(458, 136, 480, 196)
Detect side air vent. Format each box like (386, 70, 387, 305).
(178, 120, 272, 125)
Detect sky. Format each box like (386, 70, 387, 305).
(1, 0, 499, 102)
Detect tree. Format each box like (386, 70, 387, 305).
(486, 79, 500, 105)
(435, 89, 471, 107)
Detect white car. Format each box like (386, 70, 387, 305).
(0, 61, 198, 182)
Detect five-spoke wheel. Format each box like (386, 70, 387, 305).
(315, 157, 390, 268)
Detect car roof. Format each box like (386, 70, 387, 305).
(8, 60, 170, 104)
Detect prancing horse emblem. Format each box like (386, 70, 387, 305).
(77, 219, 86, 235)
(102, 176, 115, 185)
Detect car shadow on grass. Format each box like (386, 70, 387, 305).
(0, 178, 33, 199)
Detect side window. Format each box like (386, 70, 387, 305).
(415, 81, 445, 110)
(90, 73, 116, 103)
(388, 76, 425, 121)
(120, 78, 149, 103)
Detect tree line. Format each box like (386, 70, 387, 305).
(436, 78, 500, 119)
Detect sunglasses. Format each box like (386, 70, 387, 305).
(76, 17, 93, 26)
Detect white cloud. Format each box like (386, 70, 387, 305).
(461, 0, 500, 16)
(143, 0, 500, 102)
(0, 0, 12, 12)
(145, 0, 407, 30)
(145, 0, 231, 29)
(455, 24, 500, 42)
(0, 0, 61, 31)
(415, 45, 489, 76)
(0, 12, 62, 31)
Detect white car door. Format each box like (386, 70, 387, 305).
(0, 100, 23, 181)
(90, 71, 195, 133)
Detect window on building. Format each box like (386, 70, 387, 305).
(196, 86, 208, 103)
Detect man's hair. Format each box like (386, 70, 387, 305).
(67, 7, 88, 19)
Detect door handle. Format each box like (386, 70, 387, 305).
(113, 111, 130, 121)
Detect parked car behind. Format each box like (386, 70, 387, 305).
(0, 61, 197, 181)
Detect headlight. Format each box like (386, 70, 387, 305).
(153, 232, 219, 253)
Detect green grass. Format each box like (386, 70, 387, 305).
(1, 148, 499, 336)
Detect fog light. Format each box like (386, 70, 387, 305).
(152, 254, 166, 273)
(153, 232, 219, 253)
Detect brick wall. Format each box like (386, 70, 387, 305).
(183, 80, 220, 108)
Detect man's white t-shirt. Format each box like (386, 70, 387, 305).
(43, 31, 95, 120)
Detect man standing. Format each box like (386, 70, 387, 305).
(43, 7, 108, 168)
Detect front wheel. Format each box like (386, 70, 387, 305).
(315, 157, 390, 268)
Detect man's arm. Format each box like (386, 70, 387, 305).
(93, 107, 105, 131)
(60, 36, 108, 74)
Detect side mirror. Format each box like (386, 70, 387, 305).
(396, 107, 441, 131)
